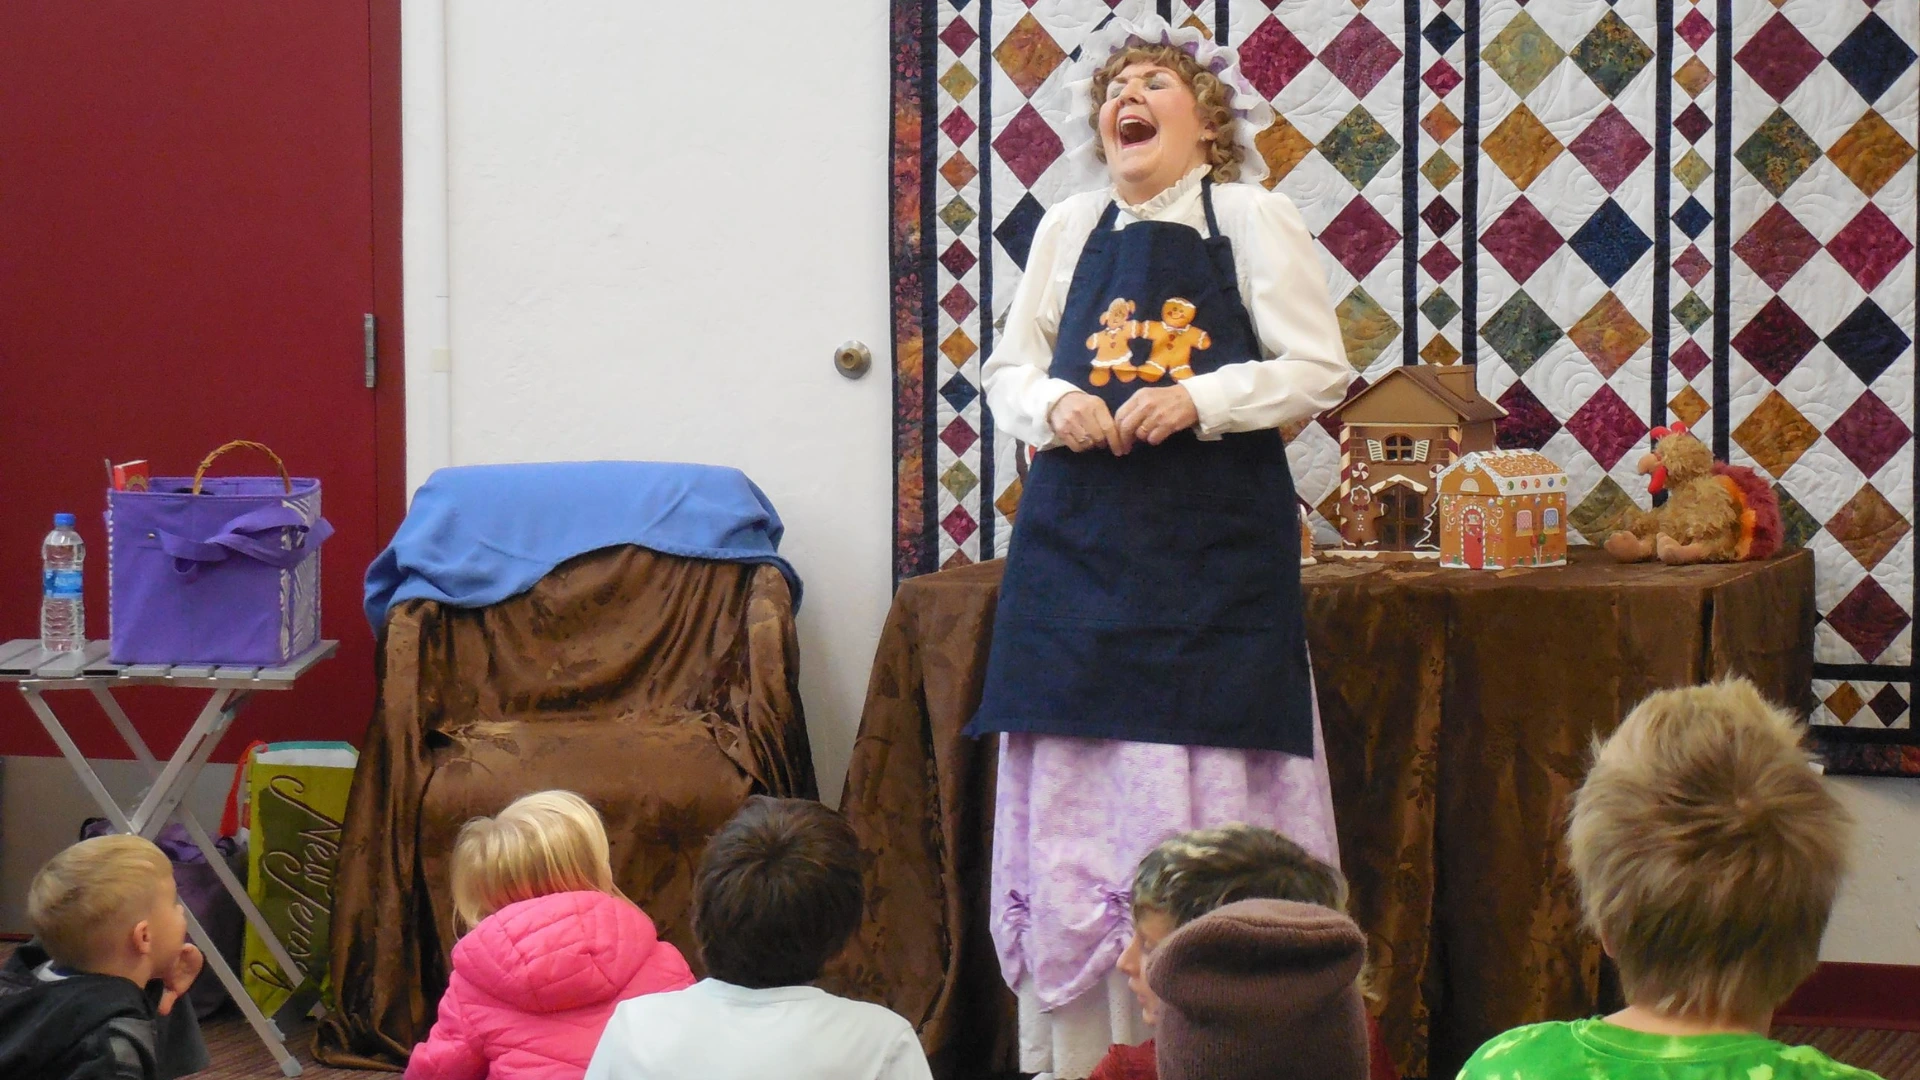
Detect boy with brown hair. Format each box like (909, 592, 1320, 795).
(1458, 679, 1875, 1080)
(586, 797, 931, 1080)
(0, 834, 209, 1080)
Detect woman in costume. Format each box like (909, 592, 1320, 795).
(970, 17, 1353, 1078)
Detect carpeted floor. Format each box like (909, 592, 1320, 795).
(200, 1015, 376, 1078)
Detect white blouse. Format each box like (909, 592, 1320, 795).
(981, 164, 1353, 450)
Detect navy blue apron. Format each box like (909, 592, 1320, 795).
(968, 180, 1314, 756)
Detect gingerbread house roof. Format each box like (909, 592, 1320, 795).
(1326, 365, 1508, 426)
(1452, 450, 1563, 478)
(1436, 450, 1568, 494)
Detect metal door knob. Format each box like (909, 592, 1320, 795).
(835, 341, 872, 379)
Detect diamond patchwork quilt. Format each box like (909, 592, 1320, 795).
(890, 0, 1919, 775)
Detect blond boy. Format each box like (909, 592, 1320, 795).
(1458, 680, 1876, 1080)
(0, 834, 208, 1080)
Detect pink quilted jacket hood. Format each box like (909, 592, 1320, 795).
(405, 890, 694, 1080)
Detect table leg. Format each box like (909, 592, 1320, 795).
(89, 686, 162, 769)
(127, 689, 248, 836)
(183, 899, 303, 1077)
(20, 688, 136, 834)
(21, 684, 304, 1075)
(176, 811, 315, 1004)
(89, 687, 315, 1005)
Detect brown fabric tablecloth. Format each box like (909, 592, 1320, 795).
(831, 547, 1813, 1080)
(316, 546, 816, 1070)
(820, 561, 1014, 1080)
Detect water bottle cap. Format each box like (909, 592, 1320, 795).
(53, 513, 75, 528)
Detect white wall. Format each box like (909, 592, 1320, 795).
(405, 0, 894, 801)
(1823, 777, 1920, 964)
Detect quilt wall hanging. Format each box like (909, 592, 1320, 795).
(889, 0, 1920, 775)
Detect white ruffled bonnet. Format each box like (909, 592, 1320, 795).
(1040, 12, 1277, 194)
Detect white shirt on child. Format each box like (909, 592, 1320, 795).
(583, 978, 934, 1080)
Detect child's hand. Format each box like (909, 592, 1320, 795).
(157, 943, 204, 1016)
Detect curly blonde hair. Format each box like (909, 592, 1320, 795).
(1089, 44, 1245, 184)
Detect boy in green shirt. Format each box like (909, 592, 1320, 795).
(1457, 680, 1877, 1080)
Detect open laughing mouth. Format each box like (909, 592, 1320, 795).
(1117, 115, 1157, 148)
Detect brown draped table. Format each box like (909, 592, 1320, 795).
(826, 547, 1813, 1080)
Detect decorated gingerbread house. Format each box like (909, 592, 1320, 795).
(1433, 450, 1569, 569)
(1324, 365, 1505, 550)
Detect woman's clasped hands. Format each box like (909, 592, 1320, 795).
(1047, 387, 1199, 454)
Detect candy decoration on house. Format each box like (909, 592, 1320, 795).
(1434, 451, 1569, 570)
(1324, 365, 1507, 551)
(1604, 424, 1784, 565)
(1300, 498, 1317, 566)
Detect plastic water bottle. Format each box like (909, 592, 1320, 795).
(40, 513, 85, 653)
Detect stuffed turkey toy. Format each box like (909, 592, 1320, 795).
(1604, 423, 1783, 565)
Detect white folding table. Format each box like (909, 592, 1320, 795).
(0, 637, 339, 1078)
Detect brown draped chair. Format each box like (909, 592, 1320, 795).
(315, 545, 816, 1069)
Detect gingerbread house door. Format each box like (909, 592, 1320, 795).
(1377, 487, 1422, 550)
(1462, 505, 1485, 569)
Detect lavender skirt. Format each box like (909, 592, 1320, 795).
(989, 682, 1340, 1014)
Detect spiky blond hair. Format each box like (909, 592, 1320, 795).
(1569, 680, 1852, 1020)
(28, 834, 173, 969)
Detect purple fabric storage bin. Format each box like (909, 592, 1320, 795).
(106, 452, 331, 666)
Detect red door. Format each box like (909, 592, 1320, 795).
(1463, 506, 1485, 570)
(0, 2, 401, 758)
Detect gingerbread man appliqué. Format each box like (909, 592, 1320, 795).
(1084, 298, 1140, 386)
(1139, 297, 1210, 381)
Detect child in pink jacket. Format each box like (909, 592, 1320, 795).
(406, 790, 695, 1080)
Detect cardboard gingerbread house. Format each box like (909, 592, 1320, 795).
(1434, 450, 1569, 569)
(1323, 365, 1505, 550)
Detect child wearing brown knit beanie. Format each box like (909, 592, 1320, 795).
(1091, 825, 1394, 1080)
(1149, 899, 1371, 1080)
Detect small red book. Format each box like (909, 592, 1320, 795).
(110, 459, 150, 492)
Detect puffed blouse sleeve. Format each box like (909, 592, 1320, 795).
(980, 198, 1088, 451)
(1180, 187, 1354, 438)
